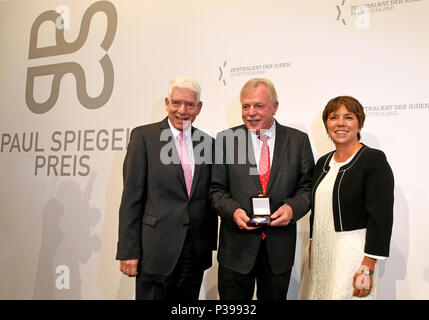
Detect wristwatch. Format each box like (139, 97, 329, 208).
(360, 265, 374, 276)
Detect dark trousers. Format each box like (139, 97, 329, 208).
(218, 240, 292, 300)
(135, 231, 204, 300)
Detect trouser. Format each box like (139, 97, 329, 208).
(135, 231, 204, 300)
(218, 240, 292, 300)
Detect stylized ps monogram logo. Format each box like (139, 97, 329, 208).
(26, 1, 117, 114)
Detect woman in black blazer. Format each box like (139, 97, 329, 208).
(308, 96, 394, 299)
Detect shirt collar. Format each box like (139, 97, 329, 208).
(167, 118, 192, 140)
(249, 120, 276, 139)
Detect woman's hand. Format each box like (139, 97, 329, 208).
(352, 256, 376, 297)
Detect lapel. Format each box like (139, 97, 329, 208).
(189, 126, 202, 199)
(243, 126, 263, 192)
(158, 117, 188, 197)
(266, 121, 288, 194)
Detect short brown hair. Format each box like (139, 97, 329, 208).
(322, 96, 366, 140)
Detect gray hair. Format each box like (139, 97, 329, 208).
(168, 76, 201, 103)
(240, 78, 278, 105)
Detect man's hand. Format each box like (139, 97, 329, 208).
(120, 259, 139, 277)
(233, 208, 259, 230)
(269, 204, 293, 227)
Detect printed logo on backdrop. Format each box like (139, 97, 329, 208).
(0, 1, 125, 177)
(364, 102, 429, 117)
(218, 60, 291, 86)
(25, 0, 117, 114)
(336, 0, 424, 29)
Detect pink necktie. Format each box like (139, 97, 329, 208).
(178, 132, 192, 196)
(258, 135, 270, 196)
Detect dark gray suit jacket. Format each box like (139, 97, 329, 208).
(116, 117, 217, 276)
(209, 121, 314, 275)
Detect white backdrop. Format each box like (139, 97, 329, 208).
(1, 0, 428, 299)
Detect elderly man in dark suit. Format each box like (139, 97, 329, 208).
(116, 76, 217, 300)
(210, 78, 314, 300)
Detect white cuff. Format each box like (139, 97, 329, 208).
(364, 253, 387, 260)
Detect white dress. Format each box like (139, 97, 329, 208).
(308, 154, 379, 300)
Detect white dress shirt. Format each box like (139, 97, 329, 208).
(168, 118, 195, 176)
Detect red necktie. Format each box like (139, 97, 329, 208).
(258, 135, 270, 195)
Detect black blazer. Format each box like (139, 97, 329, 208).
(310, 145, 394, 257)
(209, 121, 314, 275)
(116, 117, 217, 276)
